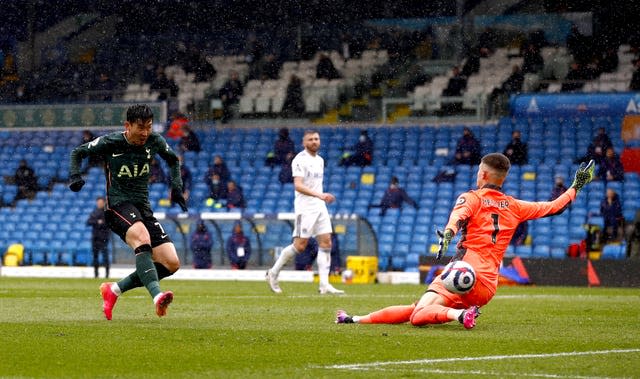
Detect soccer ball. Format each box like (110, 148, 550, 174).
(341, 269, 353, 284)
(440, 260, 476, 294)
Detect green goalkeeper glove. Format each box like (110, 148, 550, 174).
(436, 228, 454, 260)
(571, 159, 595, 193)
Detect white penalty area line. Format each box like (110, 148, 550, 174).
(321, 348, 640, 371)
(364, 367, 622, 379)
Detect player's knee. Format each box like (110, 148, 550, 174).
(166, 259, 180, 273)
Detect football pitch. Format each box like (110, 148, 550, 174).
(0, 278, 639, 378)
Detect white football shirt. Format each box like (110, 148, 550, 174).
(291, 149, 326, 212)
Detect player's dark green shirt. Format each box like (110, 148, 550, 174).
(69, 131, 182, 208)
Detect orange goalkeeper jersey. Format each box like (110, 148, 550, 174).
(445, 184, 576, 287)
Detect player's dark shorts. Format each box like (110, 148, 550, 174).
(105, 202, 172, 248)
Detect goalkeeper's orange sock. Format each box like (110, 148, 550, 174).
(355, 304, 415, 324)
(409, 304, 462, 326)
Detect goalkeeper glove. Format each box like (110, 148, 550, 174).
(571, 159, 595, 193)
(68, 174, 85, 192)
(171, 187, 188, 212)
(436, 228, 454, 260)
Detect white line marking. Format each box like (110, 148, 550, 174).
(370, 367, 620, 379)
(322, 348, 640, 370)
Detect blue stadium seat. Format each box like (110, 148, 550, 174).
(532, 245, 550, 258)
(514, 245, 532, 258)
(601, 244, 625, 260)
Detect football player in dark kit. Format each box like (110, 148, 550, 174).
(69, 104, 188, 320)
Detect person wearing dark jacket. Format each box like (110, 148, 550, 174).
(225, 180, 246, 209)
(503, 130, 528, 165)
(266, 127, 295, 167)
(190, 220, 213, 269)
(204, 155, 231, 185)
(226, 221, 252, 269)
(597, 147, 625, 182)
(454, 127, 481, 165)
(281, 75, 306, 118)
(600, 188, 623, 244)
(339, 130, 373, 167)
(372, 176, 419, 216)
(87, 197, 111, 278)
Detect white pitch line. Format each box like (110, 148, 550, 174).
(322, 348, 640, 370)
(368, 367, 621, 379)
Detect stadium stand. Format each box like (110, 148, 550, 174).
(0, 116, 637, 272)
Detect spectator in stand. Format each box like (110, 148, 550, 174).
(183, 44, 216, 82)
(226, 221, 252, 269)
(576, 127, 613, 165)
(190, 220, 213, 269)
(489, 65, 524, 116)
(258, 53, 280, 80)
(561, 62, 588, 92)
(278, 152, 295, 185)
(13, 159, 38, 204)
(453, 127, 481, 165)
(599, 46, 619, 73)
(151, 66, 179, 101)
(281, 75, 305, 118)
(87, 196, 111, 278)
(371, 176, 419, 216)
(207, 173, 227, 204)
(266, 127, 295, 167)
(165, 112, 188, 140)
(549, 175, 568, 201)
(503, 130, 528, 165)
(245, 33, 264, 80)
(630, 59, 640, 91)
(94, 71, 114, 101)
(218, 70, 243, 123)
(179, 124, 201, 153)
(461, 46, 490, 77)
(441, 66, 467, 114)
(597, 147, 625, 182)
(521, 42, 544, 74)
(204, 155, 231, 185)
(316, 53, 342, 80)
(225, 180, 246, 209)
(339, 130, 373, 167)
(600, 188, 623, 244)
(149, 158, 166, 185)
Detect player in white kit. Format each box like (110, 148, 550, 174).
(266, 129, 344, 294)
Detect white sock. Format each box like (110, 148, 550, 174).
(317, 248, 331, 287)
(153, 293, 162, 304)
(110, 283, 121, 296)
(352, 316, 361, 323)
(271, 244, 297, 275)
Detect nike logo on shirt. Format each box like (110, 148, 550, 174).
(112, 153, 124, 157)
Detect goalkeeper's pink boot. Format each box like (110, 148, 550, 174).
(155, 291, 174, 317)
(335, 310, 354, 324)
(99, 282, 118, 321)
(461, 306, 479, 329)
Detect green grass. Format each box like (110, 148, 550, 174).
(0, 278, 639, 378)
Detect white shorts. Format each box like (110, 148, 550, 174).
(292, 208, 333, 239)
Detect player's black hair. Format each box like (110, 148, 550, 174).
(482, 153, 511, 176)
(126, 104, 154, 123)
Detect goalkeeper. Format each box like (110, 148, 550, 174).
(69, 104, 188, 320)
(336, 153, 594, 329)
